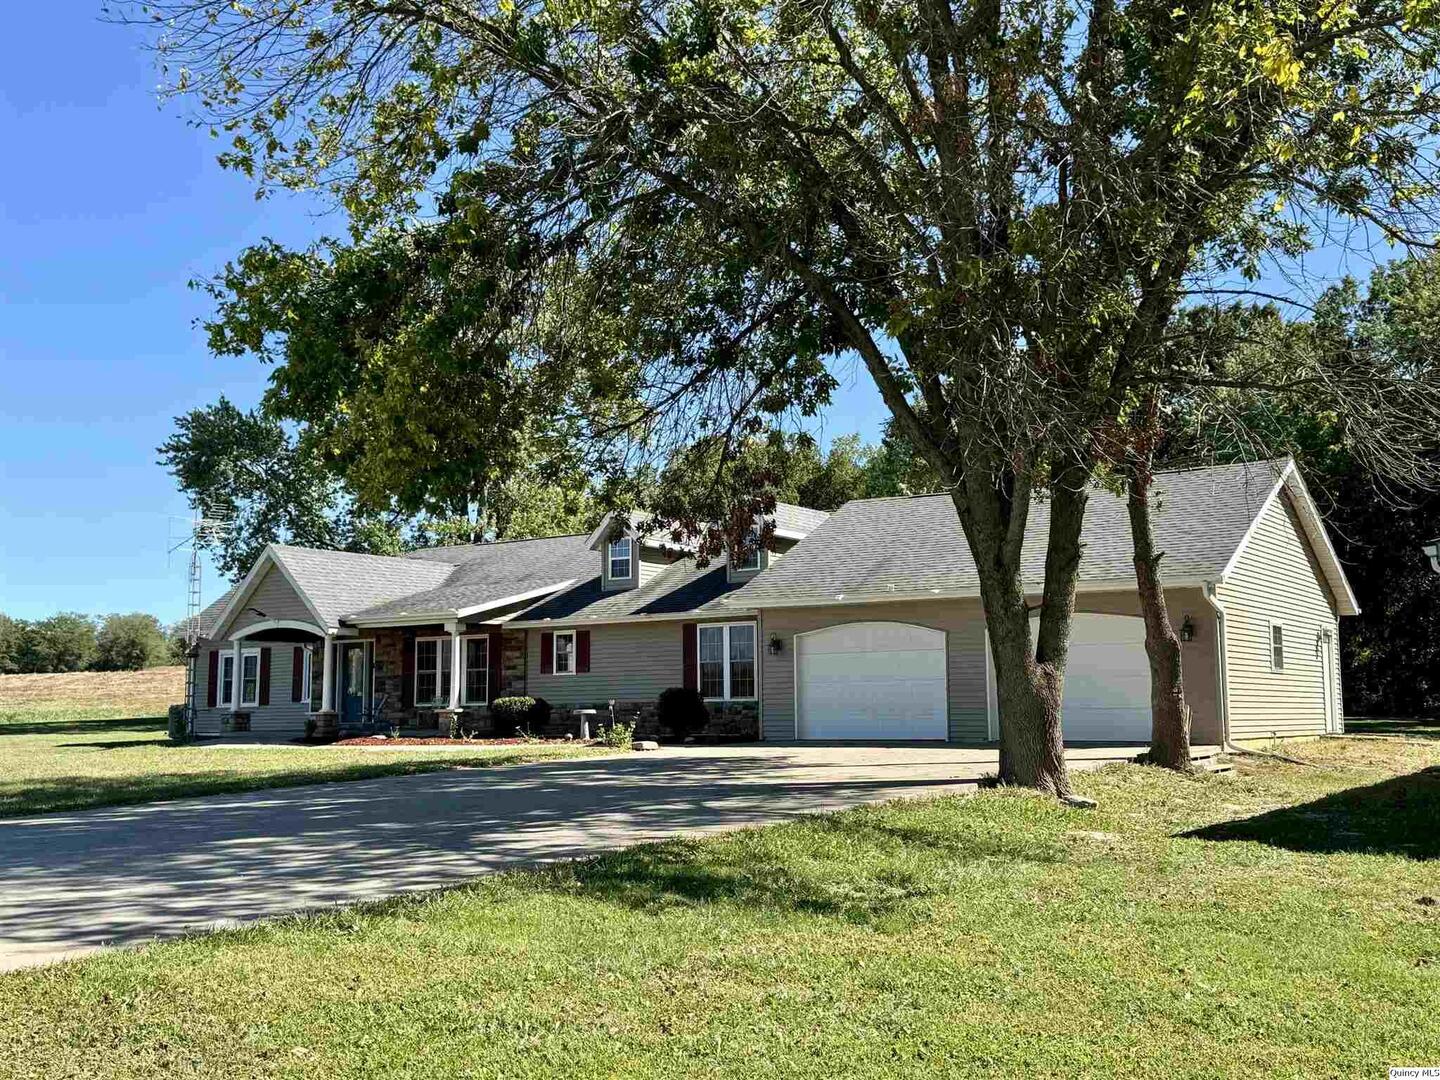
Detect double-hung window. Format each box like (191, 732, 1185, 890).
(239, 648, 261, 707)
(219, 653, 236, 707)
(1269, 621, 1285, 672)
(608, 538, 633, 580)
(462, 636, 489, 705)
(732, 531, 761, 572)
(554, 629, 576, 675)
(416, 637, 452, 705)
(697, 623, 756, 700)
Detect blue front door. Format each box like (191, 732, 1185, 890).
(340, 644, 368, 726)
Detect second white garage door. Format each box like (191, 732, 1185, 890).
(1029, 613, 1152, 742)
(796, 622, 947, 740)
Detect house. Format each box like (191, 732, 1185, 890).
(188, 458, 1357, 745)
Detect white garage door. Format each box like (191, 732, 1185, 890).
(1032, 613, 1152, 742)
(796, 622, 947, 740)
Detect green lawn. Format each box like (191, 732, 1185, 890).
(1345, 716, 1440, 739)
(0, 669, 609, 818)
(3, 737, 1437, 1079)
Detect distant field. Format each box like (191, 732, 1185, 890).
(0, 666, 184, 723)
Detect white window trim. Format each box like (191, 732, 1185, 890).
(219, 653, 236, 709)
(607, 538, 633, 581)
(239, 647, 261, 708)
(300, 647, 313, 705)
(1268, 619, 1286, 673)
(415, 636, 452, 706)
(552, 629, 578, 676)
(696, 621, 758, 701)
(461, 634, 490, 706)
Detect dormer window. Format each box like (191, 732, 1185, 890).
(731, 530, 762, 573)
(608, 537, 633, 580)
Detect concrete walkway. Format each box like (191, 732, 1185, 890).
(0, 743, 1143, 970)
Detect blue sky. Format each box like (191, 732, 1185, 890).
(0, 5, 889, 624)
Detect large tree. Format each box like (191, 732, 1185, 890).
(93, 614, 170, 671)
(129, 0, 1440, 793)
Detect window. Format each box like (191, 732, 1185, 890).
(608, 538, 633, 580)
(697, 623, 757, 700)
(1269, 622, 1285, 672)
(463, 636, 489, 705)
(240, 648, 260, 707)
(732, 531, 761, 572)
(416, 637, 453, 705)
(554, 629, 576, 675)
(219, 653, 235, 707)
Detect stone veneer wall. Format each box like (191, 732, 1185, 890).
(536, 699, 759, 742)
(362, 625, 529, 731)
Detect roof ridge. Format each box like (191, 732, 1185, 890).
(403, 531, 592, 560)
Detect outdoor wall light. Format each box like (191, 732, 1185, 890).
(767, 634, 784, 656)
(1423, 538, 1440, 574)
(1180, 616, 1196, 642)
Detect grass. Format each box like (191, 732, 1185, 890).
(0, 668, 609, 818)
(1345, 715, 1440, 739)
(2, 737, 1437, 1078)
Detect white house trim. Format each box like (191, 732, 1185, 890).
(343, 581, 577, 627)
(209, 545, 334, 640)
(229, 618, 326, 640)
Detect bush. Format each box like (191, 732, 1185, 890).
(491, 696, 537, 737)
(601, 719, 636, 749)
(657, 687, 709, 738)
(529, 696, 552, 732)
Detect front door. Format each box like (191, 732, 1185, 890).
(340, 643, 368, 727)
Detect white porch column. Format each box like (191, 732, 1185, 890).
(320, 634, 336, 712)
(447, 622, 463, 712)
(231, 638, 242, 711)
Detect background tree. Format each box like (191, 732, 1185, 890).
(128, 0, 1440, 793)
(18, 614, 96, 674)
(0, 615, 25, 675)
(93, 614, 170, 671)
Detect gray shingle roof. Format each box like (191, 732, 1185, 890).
(194, 588, 235, 640)
(510, 556, 747, 624)
(271, 545, 454, 626)
(346, 534, 594, 620)
(773, 503, 831, 536)
(728, 460, 1288, 608)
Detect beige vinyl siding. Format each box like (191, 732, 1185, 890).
(1072, 588, 1224, 745)
(224, 565, 317, 636)
(759, 599, 989, 742)
(193, 639, 313, 736)
(1217, 491, 1340, 740)
(526, 622, 683, 704)
(637, 547, 675, 586)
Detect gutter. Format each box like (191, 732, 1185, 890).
(1202, 581, 1233, 749)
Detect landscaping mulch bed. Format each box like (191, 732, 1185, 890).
(331, 735, 582, 747)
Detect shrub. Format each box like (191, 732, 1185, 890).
(491, 696, 537, 737)
(657, 687, 709, 738)
(601, 719, 636, 749)
(529, 696, 552, 733)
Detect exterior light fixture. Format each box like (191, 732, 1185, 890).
(1424, 538, 1440, 574)
(1180, 616, 1196, 642)
(767, 634, 784, 656)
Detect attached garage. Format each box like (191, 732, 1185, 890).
(795, 621, 948, 740)
(1037, 613, 1153, 743)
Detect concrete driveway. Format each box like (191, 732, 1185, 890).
(0, 743, 1140, 970)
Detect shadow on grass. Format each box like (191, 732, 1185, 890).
(0, 716, 166, 737)
(1344, 718, 1440, 740)
(1186, 766, 1440, 859)
(54, 738, 175, 750)
(544, 808, 1061, 924)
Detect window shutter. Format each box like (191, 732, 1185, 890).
(207, 650, 219, 708)
(577, 629, 591, 673)
(291, 646, 304, 702)
(258, 647, 271, 706)
(401, 632, 415, 708)
(488, 629, 504, 702)
(540, 631, 554, 675)
(682, 623, 698, 691)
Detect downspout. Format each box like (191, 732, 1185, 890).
(1202, 582, 1233, 750)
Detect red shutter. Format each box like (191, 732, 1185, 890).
(577, 629, 591, 673)
(682, 622, 698, 691)
(401, 631, 415, 708)
(207, 650, 219, 708)
(488, 629, 504, 702)
(258, 647, 271, 706)
(291, 646, 304, 702)
(540, 631, 554, 675)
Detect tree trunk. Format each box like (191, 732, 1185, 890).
(961, 463, 1092, 799)
(1126, 469, 1194, 770)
